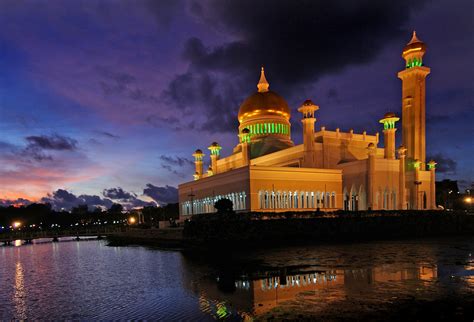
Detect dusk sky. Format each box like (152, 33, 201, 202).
(1, 0, 473, 209)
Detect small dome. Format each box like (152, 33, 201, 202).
(194, 149, 203, 154)
(302, 99, 315, 106)
(403, 31, 426, 56)
(383, 112, 396, 119)
(211, 142, 219, 147)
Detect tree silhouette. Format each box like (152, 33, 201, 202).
(214, 198, 233, 213)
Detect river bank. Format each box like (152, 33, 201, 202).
(105, 210, 474, 250)
(106, 227, 184, 248)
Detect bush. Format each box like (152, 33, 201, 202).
(214, 198, 233, 214)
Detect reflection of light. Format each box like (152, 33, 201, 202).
(14, 262, 27, 319)
(14, 240, 22, 247)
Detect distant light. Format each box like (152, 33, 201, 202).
(12, 221, 21, 229)
(128, 217, 136, 224)
(465, 197, 472, 204)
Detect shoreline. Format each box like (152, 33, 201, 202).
(105, 211, 474, 250)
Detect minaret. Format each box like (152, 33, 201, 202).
(398, 31, 430, 170)
(192, 149, 204, 180)
(379, 112, 399, 159)
(298, 99, 319, 167)
(208, 142, 222, 175)
(239, 128, 250, 166)
(427, 160, 437, 209)
(397, 145, 407, 209)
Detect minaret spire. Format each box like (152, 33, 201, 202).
(257, 66, 269, 92)
(407, 30, 421, 45)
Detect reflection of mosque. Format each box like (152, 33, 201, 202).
(188, 265, 438, 318)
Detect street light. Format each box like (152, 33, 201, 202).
(128, 217, 136, 224)
(465, 197, 473, 212)
(12, 221, 21, 229)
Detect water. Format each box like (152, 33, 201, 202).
(0, 237, 473, 320)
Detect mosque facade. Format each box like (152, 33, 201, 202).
(178, 32, 437, 217)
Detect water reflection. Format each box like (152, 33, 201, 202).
(14, 262, 27, 319)
(0, 237, 472, 320)
(186, 265, 439, 317)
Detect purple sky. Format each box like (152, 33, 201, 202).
(0, 0, 473, 209)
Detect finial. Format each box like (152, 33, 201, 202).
(407, 30, 421, 45)
(257, 66, 269, 92)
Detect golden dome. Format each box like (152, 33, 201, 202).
(238, 68, 290, 122)
(238, 91, 290, 122)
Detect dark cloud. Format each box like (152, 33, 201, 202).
(96, 65, 159, 103)
(0, 135, 79, 163)
(427, 153, 457, 174)
(159, 155, 193, 167)
(159, 155, 193, 177)
(26, 134, 77, 151)
(163, 0, 427, 133)
(143, 184, 178, 205)
(96, 131, 120, 139)
(103, 187, 136, 200)
(41, 189, 114, 211)
(0, 198, 32, 207)
(0, 187, 154, 211)
(185, 0, 426, 84)
(103, 187, 156, 208)
(162, 71, 242, 132)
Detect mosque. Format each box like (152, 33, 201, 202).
(178, 32, 437, 217)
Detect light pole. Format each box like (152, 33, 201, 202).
(465, 196, 472, 212)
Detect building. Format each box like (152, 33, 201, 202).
(179, 32, 437, 217)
